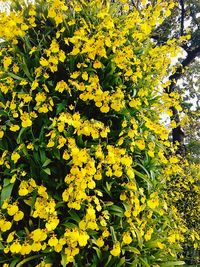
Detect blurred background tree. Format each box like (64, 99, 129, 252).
(126, 0, 200, 264)
(152, 0, 200, 263)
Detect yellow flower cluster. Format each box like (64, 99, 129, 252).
(40, 39, 66, 72)
(0, 11, 27, 42)
(0, 0, 195, 266)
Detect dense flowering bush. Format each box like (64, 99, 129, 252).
(165, 160, 200, 264)
(0, 0, 199, 266)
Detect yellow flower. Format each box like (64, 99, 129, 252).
(110, 242, 121, 257)
(168, 233, 176, 243)
(0, 130, 4, 138)
(100, 105, 110, 113)
(144, 228, 153, 241)
(129, 98, 141, 109)
(6, 231, 15, 243)
(157, 241, 165, 249)
(21, 113, 32, 128)
(14, 211, 24, 221)
(63, 150, 70, 160)
(169, 156, 179, 164)
(18, 185, 29, 196)
(31, 80, 39, 90)
(93, 60, 102, 69)
(20, 242, 32, 255)
(10, 174, 17, 183)
(3, 56, 12, 71)
(19, 80, 28, 86)
(29, 46, 37, 55)
(55, 80, 70, 93)
(31, 228, 47, 242)
(123, 232, 132, 245)
(48, 235, 58, 247)
(120, 192, 126, 201)
(78, 231, 89, 246)
(10, 241, 22, 254)
(11, 151, 20, 163)
(1, 221, 12, 232)
(7, 204, 19, 216)
(96, 237, 104, 247)
(38, 104, 49, 113)
(13, 64, 19, 73)
(147, 198, 159, 209)
(50, 39, 60, 53)
(10, 124, 20, 132)
(45, 215, 59, 231)
(27, 143, 34, 150)
(40, 57, 49, 67)
(135, 139, 145, 150)
(35, 92, 46, 104)
(47, 140, 55, 148)
(148, 150, 154, 157)
(58, 50, 66, 62)
(82, 72, 88, 81)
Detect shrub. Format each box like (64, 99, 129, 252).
(166, 161, 200, 264)
(0, 0, 191, 266)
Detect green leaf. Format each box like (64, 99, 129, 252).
(0, 183, 14, 206)
(17, 127, 27, 144)
(146, 240, 160, 248)
(130, 258, 139, 267)
(6, 72, 24, 80)
(109, 205, 124, 214)
(68, 210, 81, 223)
(110, 226, 117, 242)
(134, 169, 153, 188)
(93, 247, 102, 259)
(104, 255, 113, 267)
(116, 257, 126, 267)
(3, 178, 11, 187)
(53, 149, 60, 160)
(128, 247, 140, 254)
(39, 149, 47, 164)
(0, 241, 4, 250)
(21, 60, 33, 81)
(15, 255, 42, 267)
(160, 261, 185, 267)
(134, 228, 143, 248)
(77, 134, 84, 147)
(10, 258, 20, 267)
(61, 253, 68, 267)
(139, 257, 150, 267)
(62, 222, 77, 229)
(56, 101, 67, 115)
(30, 190, 38, 213)
(43, 168, 51, 175)
(42, 159, 52, 167)
(108, 205, 124, 217)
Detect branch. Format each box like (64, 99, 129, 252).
(179, 0, 185, 35)
(166, 45, 200, 154)
(168, 45, 200, 93)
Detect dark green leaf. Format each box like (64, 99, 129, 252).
(68, 210, 81, 223)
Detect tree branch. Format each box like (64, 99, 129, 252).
(166, 45, 200, 154)
(180, 0, 185, 35)
(168, 45, 200, 93)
